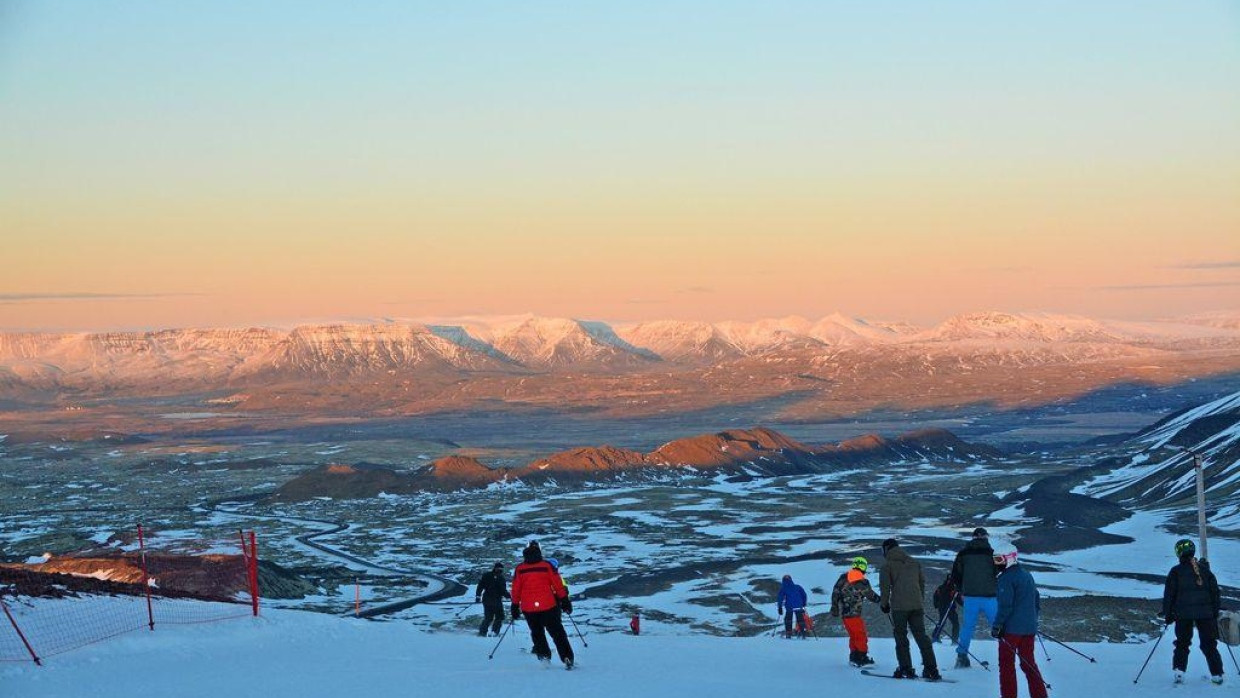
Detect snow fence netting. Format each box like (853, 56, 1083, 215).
(0, 526, 259, 663)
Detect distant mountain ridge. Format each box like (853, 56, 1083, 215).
(268, 426, 1000, 500)
(3, 310, 1239, 422)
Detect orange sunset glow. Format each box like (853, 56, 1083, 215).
(2, 2, 1237, 331)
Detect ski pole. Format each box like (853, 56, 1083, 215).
(999, 635, 1051, 691)
(1132, 624, 1170, 684)
(931, 595, 958, 642)
(566, 612, 589, 648)
(1038, 632, 1051, 661)
(1037, 631, 1097, 663)
(454, 601, 476, 619)
(968, 646, 991, 671)
(488, 619, 514, 659)
(1221, 618, 1240, 674)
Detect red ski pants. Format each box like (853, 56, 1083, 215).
(843, 616, 868, 653)
(998, 634, 1047, 698)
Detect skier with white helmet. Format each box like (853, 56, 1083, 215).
(992, 544, 1047, 698)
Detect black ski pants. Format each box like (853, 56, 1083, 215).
(523, 607, 574, 663)
(891, 609, 938, 672)
(1173, 618, 1224, 676)
(479, 600, 505, 636)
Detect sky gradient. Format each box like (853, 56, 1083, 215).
(2, 1, 1238, 331)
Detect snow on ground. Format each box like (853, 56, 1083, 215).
(1, 599, 1227, 698)
(1030, 509, 1240, 596)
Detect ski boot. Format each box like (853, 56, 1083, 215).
(564, 657, 575, 671)
(893, 666, 918, 679)
(1212, 674, 1224, 685)
(1173, 670, 1184, 684)
(923, 667, 942, 681)
(955, 653, 970, 669)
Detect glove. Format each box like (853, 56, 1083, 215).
(990, 625, 1003, 638)
(880, 603, 890, 614)
(777, 605, 783, 616)
(510, 604, 520, 621)
(559, 597, 573, 615)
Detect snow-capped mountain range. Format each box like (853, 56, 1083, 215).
(2, 310, 1238, 413)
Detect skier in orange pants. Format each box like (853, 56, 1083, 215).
(832, 556, 881, 666)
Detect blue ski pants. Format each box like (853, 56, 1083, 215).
(957, 596, 998, 657)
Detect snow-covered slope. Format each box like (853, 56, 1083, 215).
(0, 598, 1182, 698)
(614, 321, 743, 362)
(808, 312, 903, 345)
(919, 312, 1128, 343)
(484, 317, 658, 369)
(1077, 390, 1240, 506)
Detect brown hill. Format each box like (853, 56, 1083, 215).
(815, 428, 1003, 465)
(513, 445, 649, 482)
(648, 427, 821, 475)
(425, 455, 503, 489)
(267, 426, 1001, 499)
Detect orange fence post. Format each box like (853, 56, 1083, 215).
(248, 531, 260, 617)
(1, 596, 41, 666)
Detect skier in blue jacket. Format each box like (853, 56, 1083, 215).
(777, 574, 809, 639)
(992, 545, 1046, 698)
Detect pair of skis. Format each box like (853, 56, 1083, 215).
(859, 668, 957, 683)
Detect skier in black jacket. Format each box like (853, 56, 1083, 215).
(475, 562, 511, 636)
(949, 527, 998, 668)
(1162, 539, 1224, 684)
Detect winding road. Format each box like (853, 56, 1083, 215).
(206, 504, 467, 618)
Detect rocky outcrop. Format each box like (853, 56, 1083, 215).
(0, 553, 314, 600)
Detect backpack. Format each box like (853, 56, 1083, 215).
(1219, 611, 1240, 646)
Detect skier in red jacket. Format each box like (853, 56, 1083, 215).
(511, 541, 575, 669)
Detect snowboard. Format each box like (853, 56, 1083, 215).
(860, 669, 957, 684)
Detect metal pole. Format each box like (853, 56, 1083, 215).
(1134, 624, 1170, 684)
(932, 594, 958, 642)
(1038, 630, 1098, 663)
(139, 524, 154, 630)
(1193, 451, 1208, 562)
(488, 619, 514, 659)
(566, 612, 589, 648)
